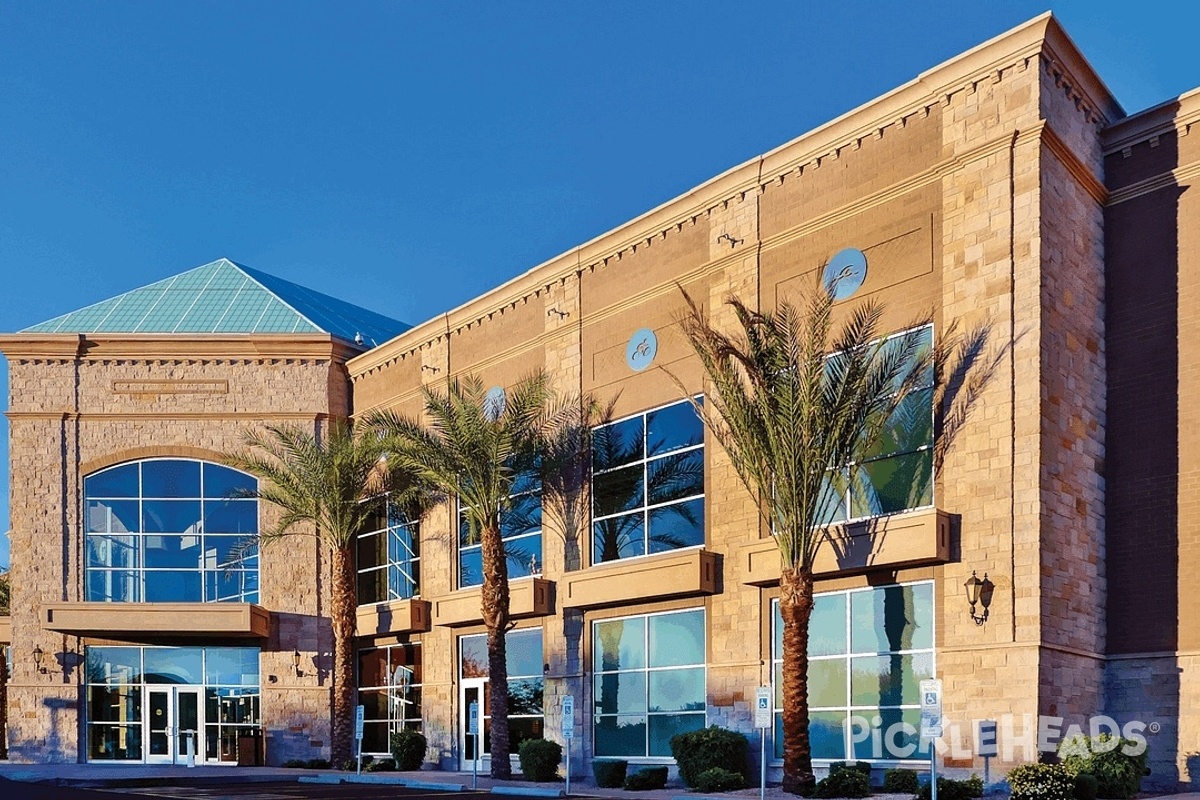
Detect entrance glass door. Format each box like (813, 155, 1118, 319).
(460, 678, 488, 770)
(145, 687, 204, 764)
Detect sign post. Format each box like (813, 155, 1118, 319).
(468, 701, 480, 790)
(755, 686, 772, 800)
(562, 695, 575, 796)
(977, 720, 998, 791)
(355, 704, 365, 775)
(920, 680, 943, 800)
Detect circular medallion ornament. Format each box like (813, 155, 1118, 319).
(823, 248, 868, 301)
(485, 386, 506, 420)
(625, 328, 658, 372)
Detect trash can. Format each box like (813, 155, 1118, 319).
(237, 732, 262, 766)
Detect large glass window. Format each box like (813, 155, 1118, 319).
(84, 646, 260, 762)
(771, 582, 934, 761)
(591, 399, 704, 564)
(357, 498, 420, 604)
(820, 326, 934, 524)
(458, 469, 542, 588)
(460, 628, 544, 751)
(593, 608, 706, 758)
(359, 642, 422, 756)
(84, 459, 259, 604)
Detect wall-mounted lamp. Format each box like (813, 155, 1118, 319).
(717, 232, 743, 248)
(292, 649, 303, 677)
(964, 570, 995, 626)
(32, 645, 48, 674)
(547, 307, 569, 319)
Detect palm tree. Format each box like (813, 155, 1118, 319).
(224, 419, 430, 765)
(367, 372, 571, 779)
(677, 283, 976, 793)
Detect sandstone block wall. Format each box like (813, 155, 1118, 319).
(2, 335, 353, 764)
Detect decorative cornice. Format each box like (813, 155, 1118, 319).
(349, 14, 1122, 383)
(6, 411, 327, 422)
(1039, 122, 1109, 205)
(1106, 159, 1200, 207)
(1102, 86, 1200, 155)
(0, 333, 357, 363)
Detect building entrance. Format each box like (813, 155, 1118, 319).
(145, 686, 203, 764)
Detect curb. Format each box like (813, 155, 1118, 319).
(298, 773, 467, 791)
(492, 787, 565, 797)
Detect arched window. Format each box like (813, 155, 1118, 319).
(84, 459, 259, 604)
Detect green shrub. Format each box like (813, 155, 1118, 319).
(669, 726, 750, 787)
(282, 759, 307, 768)
(338, 758, 358, 771)
(1058, 734, 1149, 800)
(814, 768, 871, 798)
(916, 775, 984, 800)
(624, 766, 669, 791)
(390, 728, 428, 771)
(1073, 773, 1099, 800)
(305, 758, 332, 769)
(1008, 763, 1076, 800)
(695, 767, 746, 792)
(593, 760, 629, 788)
(883, 768, 919, 794)
(831, 761, 873, 778)
(366, 757, 397, 772)
(519, 738, 563, 782)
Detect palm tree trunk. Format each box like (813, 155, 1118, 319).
(480, 523, 512, 779)
(330, 543, 357, 766)
(780, 564, 816, 795)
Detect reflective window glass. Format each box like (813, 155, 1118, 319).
(592, 416, 644, 472)
(593, 515, 645, 564)
(591, 399, 704, 564)
(84, 464, 139, 498)
(144, 571, 202, 603)
(850, 583, 934, 653)
(143, 647, 203, 684)
(771, 582, 934, 763)
(86, 501, 140, 534)
(459, 468, 541, 590)
(593, 672, 648, 714)
(824, 324, 935, 523)
(203, 501, 257, 534)
(142, 460, 201, 498)
(143, 535, 202, 569)
(142, 501, 202, 534)
(507, 629, 543, 677)
(649, 610, 705, 667)
(85, 459, 258, 604)
(86, 647, 143, 684)
(647, 497, 704, 554)
(202, 463, 256, 499)
(592, 609, 705, 758)
(593, 617, 645, 672)
(204, 648, 259, 686)
(646, 400, 703, 456)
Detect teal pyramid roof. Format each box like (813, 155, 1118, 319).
(22, 258, 409, 345)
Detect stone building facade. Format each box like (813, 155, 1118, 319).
(2, 11, 1198, 790)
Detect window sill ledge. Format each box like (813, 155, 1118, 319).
(431, 577, 555, 628)
(356, 597, 432, 638)
(562, 548, 719, 610)
(739, 507, 952, 586)
(42, 601, 271, 639)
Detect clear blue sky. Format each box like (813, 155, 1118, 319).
(1, 1, 1197, 568)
